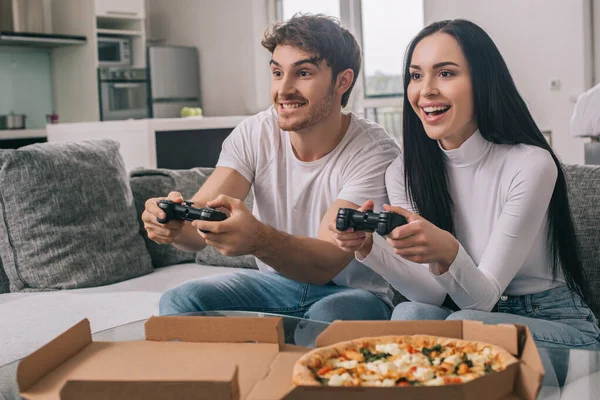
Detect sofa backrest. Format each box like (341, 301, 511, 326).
(129, 164, 600, 318)
(563, 164, 600, 318)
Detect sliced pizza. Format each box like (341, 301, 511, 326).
(293, 335, 518, 387)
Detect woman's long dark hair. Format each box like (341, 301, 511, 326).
(402, 19, 590, 302)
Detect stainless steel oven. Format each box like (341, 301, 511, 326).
(98, 67, 150, 121)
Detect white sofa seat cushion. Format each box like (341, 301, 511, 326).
(0, 263, 239, 366)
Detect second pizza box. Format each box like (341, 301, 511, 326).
(16, 316, 544, 400)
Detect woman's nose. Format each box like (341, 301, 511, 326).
(420, 78, 440, 97)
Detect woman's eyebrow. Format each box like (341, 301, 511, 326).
(409, 61, 460, 70)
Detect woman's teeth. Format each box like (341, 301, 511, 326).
(423, 106, 450, 115)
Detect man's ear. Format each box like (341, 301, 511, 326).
(336, 68, 355, 97)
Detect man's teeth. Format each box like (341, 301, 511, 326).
(281, 103, 304, 109)
(423, 106, 450, 113)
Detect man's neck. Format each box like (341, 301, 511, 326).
(288, 111, 350, 162)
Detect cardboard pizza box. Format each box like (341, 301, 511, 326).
(280, 320, 544, 400)
(17, 317, 543, 400)
(17, 316, 307, 400)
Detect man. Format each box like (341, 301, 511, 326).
(143, 14, 400, 322)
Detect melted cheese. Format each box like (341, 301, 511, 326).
(375, 343, 402, 355)
(328, 372, 352, 386)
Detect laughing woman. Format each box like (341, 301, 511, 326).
(331, 19, 600, 349)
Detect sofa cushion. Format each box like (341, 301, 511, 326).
(0, 263, 241, 367)
(564, 164, 600, 318)
(0, 140, 153, 292)
(129, 167, 257, 270)
(0, 256, 7, 294)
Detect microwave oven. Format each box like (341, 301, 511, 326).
(98, 37, 132, 67)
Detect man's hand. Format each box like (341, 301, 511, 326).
(329, 200, 375, 258)
(192, 194, 263, 256)
(384, 204, 458, 271)
(142, 191, 187, 244)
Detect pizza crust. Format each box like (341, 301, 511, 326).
(292, 334, 518, 387)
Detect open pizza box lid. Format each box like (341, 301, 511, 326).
(281, 320, 545, 400)
(16, 316, 308, 400)
(17, 318, 544, 400)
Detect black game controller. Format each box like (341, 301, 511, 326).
(336, 208, 408, 236)
(157, 200, 227, 232)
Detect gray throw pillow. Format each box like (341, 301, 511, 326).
(0, 256, 8, 294)
(129, 168, 206, 267)
(129, 167, 256, 270)
(0, 140, 153, 292)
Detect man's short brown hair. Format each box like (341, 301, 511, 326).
(262, 13, 362, 107)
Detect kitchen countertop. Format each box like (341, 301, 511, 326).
(0, 129, 47, 140)
(45, 116, 250, 134)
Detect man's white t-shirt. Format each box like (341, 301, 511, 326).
(216, 106, 400, 305)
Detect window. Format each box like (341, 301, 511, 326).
(274, 0, 424, 143)
(361, 0, 423, 98)
(279, 0, 340, 20)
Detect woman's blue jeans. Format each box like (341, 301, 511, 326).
(391, 285, 600, 350)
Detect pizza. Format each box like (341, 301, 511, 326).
(292, 335, 518, 387)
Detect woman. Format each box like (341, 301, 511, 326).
(331, 19, 600, 349)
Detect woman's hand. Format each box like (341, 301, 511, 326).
(329, 200, 375, 259)
(384, 204, 459, 273)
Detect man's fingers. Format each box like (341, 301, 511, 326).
(201, 233, 233, 249)
(167, 191, 184, 202)
(146, 225, 180, 238)
(144, 198, 164, 217)
(192, 219, 230, 234)
(146, 229, 174, 244)
(206, 194, 240, 211)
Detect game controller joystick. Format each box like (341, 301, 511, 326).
(375, 211, 409, 236)
(157, 200, 227, 233)
(336, 208, 407, 236)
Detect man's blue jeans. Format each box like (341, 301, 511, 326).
(391, 285, 600, 350)
(159, 269, 392, 322)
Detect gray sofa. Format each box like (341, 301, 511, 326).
(0, 140, 599, 376)
(0, 141, 256, 370)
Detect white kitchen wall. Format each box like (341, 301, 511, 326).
(423, 0, 593, 164)
(146, 0, 272, 117)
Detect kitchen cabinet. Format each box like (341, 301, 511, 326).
(94, 0, 145, 19)
(0, 129, 47, 149)
(45, 0, 147, 124)
(46, 116, 248, 171)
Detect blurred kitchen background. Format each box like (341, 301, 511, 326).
(0, 0, 599, 165)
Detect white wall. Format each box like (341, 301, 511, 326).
(424, 0, 592, 164)
(146, 0, 272, 117)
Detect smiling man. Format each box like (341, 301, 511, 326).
(144, 14, 400, 322)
